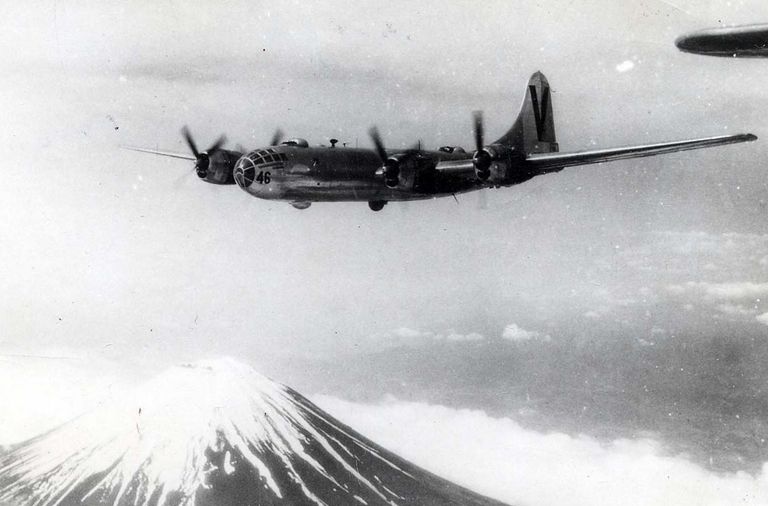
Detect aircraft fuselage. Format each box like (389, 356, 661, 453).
(233, 144, 485, 204)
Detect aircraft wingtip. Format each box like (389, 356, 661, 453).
(674, 34, 690, 51)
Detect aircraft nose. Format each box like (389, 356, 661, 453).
(234, 156, 256, 189)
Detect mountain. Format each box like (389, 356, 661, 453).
(0, 358, 508, 506)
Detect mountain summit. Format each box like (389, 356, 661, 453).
(0, 358, 507, 506)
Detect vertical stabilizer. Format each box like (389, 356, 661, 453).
(494, 72, 558, 155)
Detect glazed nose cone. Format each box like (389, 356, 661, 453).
(234, 156, 256, 189)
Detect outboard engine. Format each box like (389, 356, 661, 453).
(473, 144, 516, 183)
(197, 149, 240, 184)
(179, 127, 238, 185)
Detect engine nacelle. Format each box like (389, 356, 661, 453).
(199, 149, 241, 185)
(377, 153, 435, 191)
(473, 144, 520, 184)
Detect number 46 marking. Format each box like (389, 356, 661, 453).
(256, 171, 271, 184)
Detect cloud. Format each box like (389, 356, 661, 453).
(616, 60, 635, 72)
(717, 303, 756, 316)
(666, 281, 768, 319)
(377, 327, 485, 346)
(0, 353, 129, 445)
(502, 323, 550, 342)
(701, 282, 768, 300)
(442, 331, 484, 342)
(621, 232, 768, 278)
(314, 395, 768, 506)
(429, 329, 485, 342)
(582, 304, 618, 320)
(392, 327, 425, 339)
(666, 280, 768, 325)
(667, 281, 768, 300)
(605, 231, 768, 326)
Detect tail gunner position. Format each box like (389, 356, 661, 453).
(126, 72, 756, 211)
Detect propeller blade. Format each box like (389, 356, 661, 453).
(477, 187, 488, 210)
(473, 111, 484, 152)
(472, 111, 492, 178)
(206, 134, 227, 154)
(406, 140, 422, 154)
(369, 127, 388, 162)
(181, 126, 199, 157)
(270, 129, 284, 146)
(173, 167, 195, 188)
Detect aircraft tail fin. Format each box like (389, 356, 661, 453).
(495, 71, 559, 155)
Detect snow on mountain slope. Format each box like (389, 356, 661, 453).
(0, 358, 508, 506)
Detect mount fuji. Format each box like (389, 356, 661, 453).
(0, 358, 508, 506)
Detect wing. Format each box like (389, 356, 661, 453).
(122, 146, 196, 161)
(676, 24, 768, 57)
(432, 133, 756, 180)
(526, 133, 756, 172)
(433, 158, 475, 175)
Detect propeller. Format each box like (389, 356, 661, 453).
(235, 128, 283, 155)
(369, 126, 388, 162)
(472, 111, 492, 180)
(473, 110, 484, 151)
(369, 127, 401, 188)
(477, 187, 488, 210)
(269, 129, 284, 146)
(181, 126, 227, 178)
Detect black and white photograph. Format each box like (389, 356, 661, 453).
(1, 1, 768, 505)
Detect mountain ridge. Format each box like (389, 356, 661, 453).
(0, 358, 508, 506)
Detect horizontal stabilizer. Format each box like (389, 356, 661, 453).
(526, 133, 756, 172)
(122, 146, 196, 161)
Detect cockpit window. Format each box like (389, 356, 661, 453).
(245, 150, 287, 169)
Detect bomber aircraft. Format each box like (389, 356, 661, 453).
(676, 23, 768, 57)
(126, 72, 756, 211)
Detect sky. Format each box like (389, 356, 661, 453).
(1, 0, 768, 504)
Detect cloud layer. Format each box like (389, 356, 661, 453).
(315, 396, 768, 506)
(0, 354, 128, 444)
(501, 323, 550, 342)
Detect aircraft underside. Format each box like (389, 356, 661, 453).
(254, 176, 484, 203)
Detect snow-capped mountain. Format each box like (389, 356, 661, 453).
(0, 358, 508, 506)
